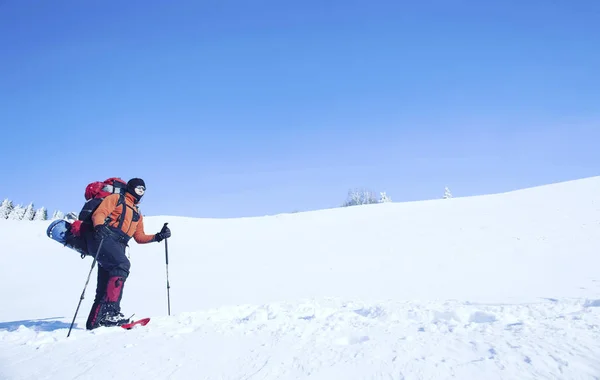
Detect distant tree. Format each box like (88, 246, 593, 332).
(65, 212, 77, 221)
(52, 210, 65, 220)
(34, 206, 48, 221)
(443, 187, 453, 199)
(379, 191, 392, 203)
(0, 198, 13, 219)
(23, 202, 35, 221)
(342, 188, 379, 207)
(364, 190, 378, 204)
(7, 204, 25, 220)
(348, 189, 363, 206)
(0, 200, 54, 221)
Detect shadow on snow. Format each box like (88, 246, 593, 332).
(0, 317, 71, 332)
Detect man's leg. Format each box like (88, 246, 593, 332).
(86, 265, 109, 330)
(86, 237, 131, 328)
(97, 238, 131, 326)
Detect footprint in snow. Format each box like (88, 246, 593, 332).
(469, 311, 497, 323)
(583, 299, 600, 307)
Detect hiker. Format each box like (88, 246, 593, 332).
(85, 178, 171, 329)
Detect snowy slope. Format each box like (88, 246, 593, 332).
(1, 177, 600, 379)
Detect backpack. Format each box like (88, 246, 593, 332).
(71, 177, 128, 237)
(50, 177, 130, 259)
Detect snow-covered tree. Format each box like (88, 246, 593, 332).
(342, 188, 379, 207)
(443, 187, 453, 199)
(7, 204, 26, 220)
(348, 189, 362, 206)
(0, 200, 52, 221)
(52, 210, 65, 220)
(342, 189, 359, 207)
(34, 206, 48, 221)
(0, 198, 13, 219)
(23, 202, 35, 221)
(364, 190, 378, 204)
(379, 191, 392, 203)
(65, 212, 77, 221)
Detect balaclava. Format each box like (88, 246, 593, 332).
(127, 178, 146, 203)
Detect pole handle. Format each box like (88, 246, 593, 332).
(163, 222, 169, 265)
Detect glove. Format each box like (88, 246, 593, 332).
(94, 224, 110, 240)
(154, 225, 171, 242)
(71, 220, 83, 236)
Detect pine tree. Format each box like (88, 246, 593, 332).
(52, 210, 65, 220)
(34, 206, 48, 221)
(443, 187, 453, 199)
(7, 204, 26, 220)
(0, 198, 13, 219)
(23, 202, 35, 221)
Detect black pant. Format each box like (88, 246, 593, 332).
(87, 229, 131, 279)
(85, 231, 131, 329)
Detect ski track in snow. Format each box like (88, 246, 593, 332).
(2, 297, 600, 380)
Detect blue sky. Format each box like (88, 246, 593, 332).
(1, 0, 599, 218)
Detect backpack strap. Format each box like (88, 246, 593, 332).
(115, 193, 127, 231)
(103, 193, 126, 227)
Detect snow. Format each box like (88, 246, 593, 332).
(1, 177, 600, 379)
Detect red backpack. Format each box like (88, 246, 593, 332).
(71, 177, 128, 236)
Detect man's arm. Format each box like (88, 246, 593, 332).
(133, 214, 158, 244)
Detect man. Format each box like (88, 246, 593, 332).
(85, 178, 171, 329)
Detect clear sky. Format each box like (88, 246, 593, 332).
(1, 0, 599, 218)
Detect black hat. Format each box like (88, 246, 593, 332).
(127, 178, 146, 202)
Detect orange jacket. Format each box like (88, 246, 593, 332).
(92, 193, 155, 244)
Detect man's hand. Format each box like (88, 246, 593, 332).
(155, 224, 171, 242)
(94, 224, 110, 240)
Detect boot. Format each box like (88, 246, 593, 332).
(100, 310, 131, 327)
(86, 302, 130, 329)
(86, 276, 130, 329)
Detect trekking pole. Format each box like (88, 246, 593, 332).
(67, 238, 104, 338)
(163, 222, 171, 316)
